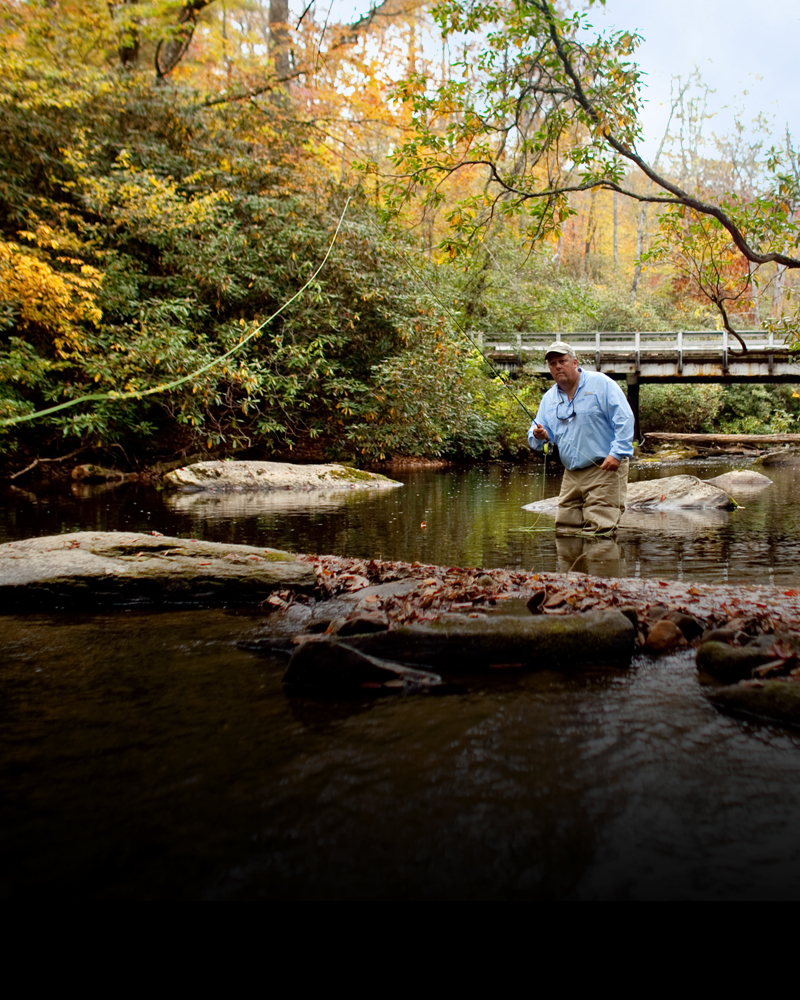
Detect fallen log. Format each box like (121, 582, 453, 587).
(643, 432, 800, 446)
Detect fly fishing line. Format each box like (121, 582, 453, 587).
(0, 198, 352, 429)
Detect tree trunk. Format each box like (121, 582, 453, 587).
(269, 0, 291, 80)
(613, 190, 618, 267)
(108, 0, 140, 67)
(750, 261, 761, 327)
(584, 188, 597, 277)
(773, 263, 786, 317)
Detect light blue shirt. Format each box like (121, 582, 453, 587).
(528, 369, 634, 471)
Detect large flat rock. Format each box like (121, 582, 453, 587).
(163, 460, 402, 492)
(0, 532, 315, 610)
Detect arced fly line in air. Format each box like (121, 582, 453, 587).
(0, 198, 352, 428)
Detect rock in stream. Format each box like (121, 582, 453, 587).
(0, 531, 315, 610)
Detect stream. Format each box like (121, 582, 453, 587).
(3, 456, 800, 899)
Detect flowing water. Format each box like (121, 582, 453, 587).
(3, 457, 800, 899)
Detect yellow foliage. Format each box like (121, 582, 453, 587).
(0, 239, 102, 355)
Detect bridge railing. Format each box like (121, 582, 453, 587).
(472, 331, 791, 355)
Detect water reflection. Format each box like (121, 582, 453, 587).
(164, 486, 389, 517)
(620, 509, 730, 533)
(555, 536, 623, 577)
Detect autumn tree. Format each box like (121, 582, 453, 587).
(386, 0, 800, 348)
(1, 0, 520, 467)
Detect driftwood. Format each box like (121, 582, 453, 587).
(644, 433, 800, 446)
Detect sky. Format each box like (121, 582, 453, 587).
(592, 0, 800, 157)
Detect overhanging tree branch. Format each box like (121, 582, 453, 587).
(388, 0, 800, 350)
(536, 0, 800, 270)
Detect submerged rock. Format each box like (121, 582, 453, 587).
(71, 464, 128, 482)
(163, 460, 402, 492)
(708, 680, 800, 728)
(703, 470, 772, 491)
(283, 638, 443, 693)
(0, 531, 314, 610)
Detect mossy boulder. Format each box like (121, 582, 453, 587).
(163, 460, 402, 492)
(696, 640, 781, 683)
(708, 680, 800, 728)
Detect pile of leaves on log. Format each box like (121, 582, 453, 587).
(261, 554, 800, 655)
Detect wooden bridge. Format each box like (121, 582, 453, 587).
(475, 330, 800, 437)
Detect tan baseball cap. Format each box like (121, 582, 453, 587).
(545, 341, 575, 358)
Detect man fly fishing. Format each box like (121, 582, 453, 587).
(528, 342, 634, 536)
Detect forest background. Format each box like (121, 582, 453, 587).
(2, 0, 800, 474)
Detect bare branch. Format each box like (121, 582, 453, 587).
(197, 71, 303, 108)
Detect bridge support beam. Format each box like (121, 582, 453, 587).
(626, 373, 640, 443)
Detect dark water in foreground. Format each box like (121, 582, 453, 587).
(4, 458, 800, 899)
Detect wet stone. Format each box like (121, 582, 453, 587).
(663, 610, 705, 641)
(340, 609, 635, 673)
(328, 612, 390, 636)
(645, 619, 684, 653)
(708, 679, 800, 728)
